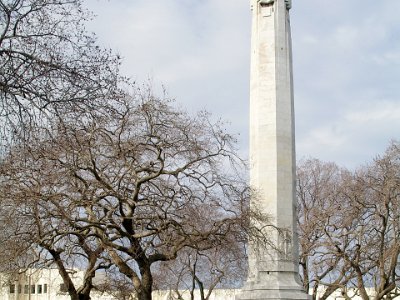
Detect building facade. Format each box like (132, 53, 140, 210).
(1, 270, 397, 300)
(0, 269, 115, 300)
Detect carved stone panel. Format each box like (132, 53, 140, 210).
(258, 0, 291, 10)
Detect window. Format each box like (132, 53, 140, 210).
(24, 285, 29, 294)
(18, 285, 22, 294)
(31, 284, 35, 294)
(37, 284, 42, 294)
(44, 284, 48, 293)
(9, 284, 15, 294)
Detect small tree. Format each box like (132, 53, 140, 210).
(153, 238, 246, 300)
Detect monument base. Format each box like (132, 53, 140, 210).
(236, 271, 311, 300)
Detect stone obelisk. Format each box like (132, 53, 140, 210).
(237, 0, 310, 299)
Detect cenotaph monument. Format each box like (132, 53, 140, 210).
(236, 0, 310, 299)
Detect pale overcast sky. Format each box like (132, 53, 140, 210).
(84, 0, 400, 169)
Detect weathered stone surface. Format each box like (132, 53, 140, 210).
(236, 1, 309, 299)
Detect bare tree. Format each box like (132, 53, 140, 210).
(0, 187, 35, 275)
(343, 141, 400, 300)
(96, 267, 136, 300)
(0, 0, 122, 146)
(297, 158, 353, 299)
(297, 141, 400, 300)
(153, 237, 246, 300)
(0, 88, 265, 300)
(0, 140, 113, 300)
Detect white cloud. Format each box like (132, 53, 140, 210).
(297, 99, 400, 168)
(293, 1, 400, 167)
(345, 101, 400, 123)
(84, 0, 400, 169)
(371, 51, 400, 65)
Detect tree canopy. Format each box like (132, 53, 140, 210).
(0, 89, 262, 300)
(0, 0, 122, 146)
(297, 141, 400, 300)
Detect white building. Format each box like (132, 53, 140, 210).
(1, 269, 398, 300)
(0, 268, 116, 300)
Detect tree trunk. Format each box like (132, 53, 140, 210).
(48, 249, 80, 300)
(78, 294, 91, 300)
(67, 295, 91, 300)
(137, 288, 152, 300)
(137, 261, 153, 300)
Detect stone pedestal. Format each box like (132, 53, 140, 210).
(236, 1, 310, 299)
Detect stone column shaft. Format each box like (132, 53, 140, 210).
(237, 0, 310, 299)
